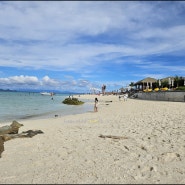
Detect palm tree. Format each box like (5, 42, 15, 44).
(129, 82, 135, 87)
(102, 84, 106, 95)
(174, 75, 180, 88)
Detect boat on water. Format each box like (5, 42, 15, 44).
(40, 92, 55, 96)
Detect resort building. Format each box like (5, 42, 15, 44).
(134, 77, 157, 91)
(134, 76, 185, 91)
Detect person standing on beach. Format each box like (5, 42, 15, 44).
(94, 97, 99, 112)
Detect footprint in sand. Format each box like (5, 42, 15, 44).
(160, 152, 181, 163)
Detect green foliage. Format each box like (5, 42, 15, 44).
(129, 82, 135, 87)
(62, 97, 84, 105)
(174, 75, 184, 87)
(175, 86, 185, 91)
(161, 80, 169, 87)
(153, 82, 158, 88)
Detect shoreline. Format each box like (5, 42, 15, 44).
(0, 95, 185, 184)
(0, 96, 94, 124)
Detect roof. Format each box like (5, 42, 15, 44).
(134, 76, 185, 86)
(134, 77, 157, 85)
(160, 76, 175, 82)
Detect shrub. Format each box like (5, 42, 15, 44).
(62, 97, 84, 105)
(175, 86, 185, 91)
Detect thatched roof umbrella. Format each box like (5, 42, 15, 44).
(160, 76, 175, 82)
(134, 77, 157, 90)
(160, 76, 175, 88)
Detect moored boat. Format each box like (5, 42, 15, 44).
(40, 92, 55, 96)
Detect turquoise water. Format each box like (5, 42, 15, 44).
(0, 92, 93, 124)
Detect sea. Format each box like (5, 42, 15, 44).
(0, 91, 93, 124)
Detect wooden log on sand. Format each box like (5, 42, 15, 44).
(0, 121, 44, 158)
(0, 120, 23, 135)
(2, 130, 44, 141)
(0, 136, 4, 158)
(99, 134, 128, 140)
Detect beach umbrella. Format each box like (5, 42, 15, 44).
(171, 79, 174, 87)
(150, 81, 152, 89)
(168, 78, 171, 89)
(168, 78, 171, 85)
(159, 79, 161, 87)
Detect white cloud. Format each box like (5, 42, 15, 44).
(0, 1, 125, 41)
(0, 75, 39, 86)
(0, 75, 98, 92)
(41, 76, 60, 87)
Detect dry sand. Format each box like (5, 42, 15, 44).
(0, 94, 185, 184)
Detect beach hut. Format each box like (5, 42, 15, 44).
(134, 77, 157, 91)
(160, 76, 175, 89)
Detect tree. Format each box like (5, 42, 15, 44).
(174, 75, 180, 88)
(179, 76, 184, 86)
(161, 80, 168, 88)
(102, 84, 106, 95)
(129, 82, 135, 87)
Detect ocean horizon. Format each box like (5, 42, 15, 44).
(0, 91, 93, 124)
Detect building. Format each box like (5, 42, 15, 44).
(134, 76, 185, 91)
(134, 77, 157, 90)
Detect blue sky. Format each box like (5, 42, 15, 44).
(0, 1, 185, 93)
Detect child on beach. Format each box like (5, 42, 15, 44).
(94, 97, 99, 112)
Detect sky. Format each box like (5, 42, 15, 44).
(0, 1, 185, 93)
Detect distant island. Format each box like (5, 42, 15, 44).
(0, 89, 17, 92)
(0, 89, 83, 94)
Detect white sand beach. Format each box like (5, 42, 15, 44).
(0, 95, 185, 184)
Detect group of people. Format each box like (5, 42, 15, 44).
(94, 93, 128, 112)
(118, 93, 128, 101)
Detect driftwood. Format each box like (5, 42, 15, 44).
(0, 136, 4, 158)
(2, 130, 44, 141)
(99, 134, 128, 140)
(0, 120, 23, 157)
(0, 121, 44, 158)
(0, 120, 23, 135)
